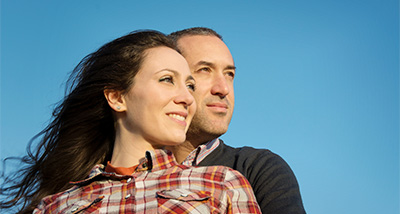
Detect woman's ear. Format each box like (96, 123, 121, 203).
(104, 89, 126, 112)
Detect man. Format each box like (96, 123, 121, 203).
(167, 27, 306, 213)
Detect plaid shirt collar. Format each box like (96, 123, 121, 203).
(72, 149, 179, 185)
(181, 138, 220, 166)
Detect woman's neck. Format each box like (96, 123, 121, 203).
(110, 132, 159, 168)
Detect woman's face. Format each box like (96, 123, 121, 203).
(122, 46, 196, 148)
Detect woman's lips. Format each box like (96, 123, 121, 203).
(167, 112, 188, 126)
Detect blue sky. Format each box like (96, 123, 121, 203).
(1, 1, 399, 213)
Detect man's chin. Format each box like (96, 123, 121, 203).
(187, 126, 226, 143)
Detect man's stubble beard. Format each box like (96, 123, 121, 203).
(186, 108, 232, 146)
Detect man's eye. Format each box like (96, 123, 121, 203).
(227, 71, 235, 78)
(159, 76, 174, 84)
(198, 67, 211, 73)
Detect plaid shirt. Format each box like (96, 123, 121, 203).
(34, 149, 261, 213)
(181, 138, 220, 166)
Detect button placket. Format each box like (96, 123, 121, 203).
(124, 176, 134, 200)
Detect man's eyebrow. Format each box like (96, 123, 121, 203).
(196, 61, 236, 71)
(225, 65, 236, 70)
(195, 61, 214, 68)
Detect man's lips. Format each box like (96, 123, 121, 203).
(206, 103, 228, 113)
(207, 103, 228, 109)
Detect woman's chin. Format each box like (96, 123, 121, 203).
(162, 137, 186, 147)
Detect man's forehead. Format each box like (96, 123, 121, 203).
(178, 34, 219, 42)
(177, 35, 234, 64)
(177, 35, 223, 51)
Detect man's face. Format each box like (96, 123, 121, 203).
(177, 35, 235, 143)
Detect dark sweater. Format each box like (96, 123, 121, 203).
(198, 141, 306, 214)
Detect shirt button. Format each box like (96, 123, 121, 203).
(127, 178, 132, 183)
(125, 194, 131, 199)
(181, 193, 188, 197)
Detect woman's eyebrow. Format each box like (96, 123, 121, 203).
(186, 75, 195, 82)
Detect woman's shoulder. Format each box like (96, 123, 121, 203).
(182, 164, 247, 183)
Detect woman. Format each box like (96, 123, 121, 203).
(1, 30, 260, 213)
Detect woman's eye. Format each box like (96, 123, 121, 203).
(187, 83, 196, 91)
(159, 76, 174, 84)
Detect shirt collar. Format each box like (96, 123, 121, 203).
(71, 149, 179, 185)
(145, 149, 179, 171)
(181, 138, 220, 166)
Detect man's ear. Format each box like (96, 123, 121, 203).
(104, 89, 126, 112)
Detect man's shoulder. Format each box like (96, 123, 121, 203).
(201, 140, 305, 213)
(222, 143, 272, 154)
(199, 140, 288, 169)
(214, 140, 282, 161)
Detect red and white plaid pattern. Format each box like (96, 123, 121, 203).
(181, 138, 220, 166)
(34, 149, 261, 213)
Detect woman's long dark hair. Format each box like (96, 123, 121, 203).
(0, 30, 176, 213)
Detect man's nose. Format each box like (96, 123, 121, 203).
(210, 74, 230, 98)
